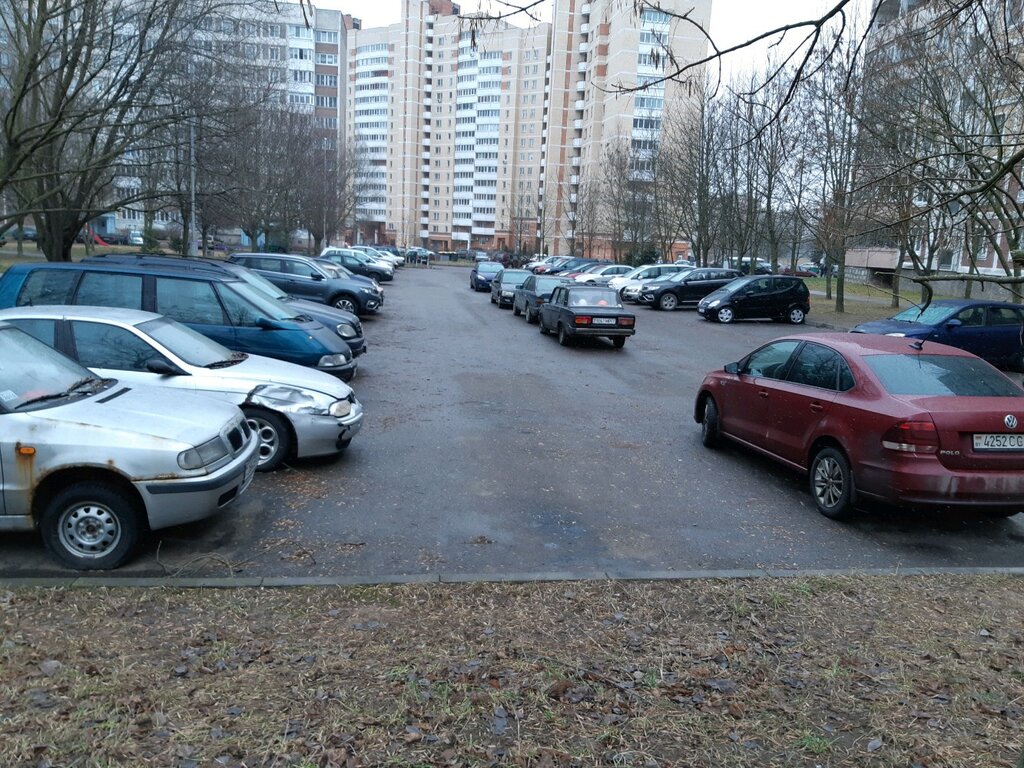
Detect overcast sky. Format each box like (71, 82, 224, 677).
(316, 0, 840, 74)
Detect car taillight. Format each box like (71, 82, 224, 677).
(618, 317, 634, 326)
(535, 297, 545, 305)
(881, 418, 938, 454)
(575, 316, 591, 325)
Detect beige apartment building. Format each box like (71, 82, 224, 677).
(348, 0, 711, 256)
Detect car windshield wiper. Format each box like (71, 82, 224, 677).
(204, 352, 248, 369)
(15, 377, 103, 409)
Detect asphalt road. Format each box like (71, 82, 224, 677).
(3, 266, 1024, 579)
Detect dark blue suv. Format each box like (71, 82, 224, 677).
(0, 262, 357, 380)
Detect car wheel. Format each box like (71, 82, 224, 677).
(557, 324, 571, 346)
(40, 482, 143, 570)
(332, 295, 358, 313)
(490, 292, 496, 303)
(788, 306, 806, 324)
(243, 408, 293, 472)
(513, 302, 522, 316)
(700, 397, 721, 449)
(538, 315, 548, 334)
(809, 446, 856, 520)
(716, 307, 735, 324)
(527, 307, 538, 324)
(658, 293, 679, 311)
(612, 336, 626, 349)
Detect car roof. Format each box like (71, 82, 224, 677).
(0, 304, 162, 326)
(774, 332, 978, 359)
(9, 261, 235, 282)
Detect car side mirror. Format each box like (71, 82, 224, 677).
(255, 316, 285, 330)
(311, 273, 324, 281)
(146, 358, 186, 376)
(724, 362, 740, 374)
(945, 318, 962, 329)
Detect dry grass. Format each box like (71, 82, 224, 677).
(2, 576, 1022, 767)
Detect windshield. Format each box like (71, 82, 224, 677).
(890, 304, 958, 325)
(864, 354, 1023, 397)
(478, 263, 502, 274)
(221, 281, 300, 321)
(667, 269, 697, 283)
(535, 277, 567, 293)
(138, 317, 234, 368)
(501, 270, 531, 283)
(569, 288, 622, 307)
(0, 326, 102, 412)
(231, 267, 289, 300)
(319, 263, 346, 279)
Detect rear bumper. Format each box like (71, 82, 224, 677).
(858, 458, 1024, 513)
(568, 326, 636, 338)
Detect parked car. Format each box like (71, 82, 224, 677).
(537, 284, 636, 348)
(81, 253, 367, 357)
(490, 268, 533, 307)
(228, 252, 383, 316)
(319, 247, 394, 282)
(351, 244, 404, 268)
(639, 267, 744, 310)
(546, 257, 598, 275)
(526, 255, 562, 272)
(694, 333, 1024, 519)
(128, 230, 144, 246)
(575, 264, 633, 283)
(0, 321, 259, 569)
(0, 306, 363, 471)
(697, 275, 810, 324)
(0, 262, 357, 380)
(621, 267, 696, 303)
(850, 299, 1024, 371)
(779, 263, 820, 277)
(533, 257, 571, 274)
(608, 264, 692, 296)
(470, 261, 503, 291)
(512, 275, 572, 323)
(9, 226, 38, 242)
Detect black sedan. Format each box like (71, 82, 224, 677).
(538, 285, 636, 348)
(639, 268, 743, 310)
(490, 268, 533, 307)
(513, 275, 572, 323)
(470, 261, 503, 291)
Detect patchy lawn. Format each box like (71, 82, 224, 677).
(2, 576, 1022, 767)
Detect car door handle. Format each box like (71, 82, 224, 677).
(809, 402, 824, 413)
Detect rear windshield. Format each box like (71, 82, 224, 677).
(568, 288, 621, 307)
(478, 263, 502, 274)
(864, 354, 1023, 397)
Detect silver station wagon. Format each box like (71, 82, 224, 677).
(0, 322, 259, 570)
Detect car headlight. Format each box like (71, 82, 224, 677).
(249, 384, 339, 415)
(318, 353, 350, 368)
(178, 436, 229, 470)
(336, 323, 357, 339)
(329, 399, 352, 417)
(372, 280, 381, 290)
(502, 290, 513, 297)
(360, 286, 375, 295)
(885, 332, 907, 337)
(707, 299, 720, 308)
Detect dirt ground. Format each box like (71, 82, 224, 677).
(1, 575, 1022, 767)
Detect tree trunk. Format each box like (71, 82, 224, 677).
(892, 246, 904, 309)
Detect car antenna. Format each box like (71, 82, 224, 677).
(909, 339, 925, 351)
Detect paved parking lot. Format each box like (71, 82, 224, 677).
(3, 266, 1023, 579)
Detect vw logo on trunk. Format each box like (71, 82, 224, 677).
(1006, 414, 1019, 429)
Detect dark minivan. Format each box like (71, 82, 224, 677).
(697, 275, 810, 325)
(0, 262, 357, 380)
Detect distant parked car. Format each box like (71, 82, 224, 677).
(639, 267, 743, 310)
(695, 333, 1024, 520)
(319, 247, 394, 282)
(609, 264, 692, 297)
(697, 275, 810, 324)
(0, 321, 258, 569)
(351, 245, 403, 269)
(128, 231, 144, 246)
(538, 284, 636, 348)
(512, 275, 572, 323)
(228, 252, 384, 316)
(575, 264, 633, 283)
(10, 226, 38, 242)
(533, 257, 571, 274)
(490, 268, 532, 307)
(470, 261, 503, 291)
(546, 257, 598, 275)
(851, 299, 1024, 371)
(0, 306, 363, 471)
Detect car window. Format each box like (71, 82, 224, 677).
(75, 272, 143, 310)
(864, 354, 1024, 397)
(4, 318, 57, 346)
(70, 321, 161, 371)
(569, 289, 620, 307)
(740, 340, 800, 378)
(955, 306, 986, 326)
(521, 276, 535, 290)
(786, 343, 847, 390)
(247, 257, 282, 272)
(283, 259, 319, 278)
(17, 270, 77, 306)
(745, 278, 772, 294)
(987, 306, 1022, 326)
(154, 278, 227, 325)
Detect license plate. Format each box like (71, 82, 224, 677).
(973, 433, 1024, 451)
(592, 317, 616, 325)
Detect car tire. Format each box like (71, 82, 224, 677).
(788, 306, 806, 324)
(612, 336, 626, 349)
(40, 482, 143, 570)
(809, 446, 856, 521)
(331, 294, 358, 313)
(716, 307, 735, 324)
(557, 324, 571, 346)
(490, 292, 496, 304)
(527, 307, 538, 324)
(513, 302, 522, 316)
(658, 293, 679, 311)
(539, 316, 549, 334)
(700, 397, 721, 449)
(243, 408, 293, 472)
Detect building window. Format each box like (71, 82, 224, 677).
(291, 69, 312, 83)
(289, 47, 313, 61)
(316, 95, 338, 108)
(316, 74, 338, 86)
(316, 52, 338, 65)
(288, 24, 313, 39)
(315, 30, 339, 43)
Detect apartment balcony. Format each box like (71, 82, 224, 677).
(453, 204, 472, 214)
(581, 3, 591, 14)
(576, 80, 585, 92)
(571, 156, 581, 167)
(575, 99, 585, 111)
(580, 23, 590, 34)
(422, 150, 431, 160)
(424, 56, 433, 65)
(544, 99, 549, 110)
(570, 193, 578, 204)
(425, 42, 433, 52)
(421, 190, 429, 199)
(577, 62, 587, 73)
(422, 136, 431, 146)
(579, 42, 589, 54)
(574, 119, 583, 130)
(423, 111, 431, 120)
(420, 229, 430, 238)
(572, 138, 582, 148)
(423, 97, 432, 107)
(420, 203, 429, 212)
(421, 164, 430, 173)
(420, 217, 429, 226)
(471, 225, 496, 236)
(452, 231, 470, 242)
(570, 175, 579, 184)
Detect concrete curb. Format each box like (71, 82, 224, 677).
(2, 566, 1023, 590)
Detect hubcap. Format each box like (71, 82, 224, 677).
(790, 308, 804, 323)
(813, 457, 844, 508)
(336, 299, 355, 312)
(718, 309, 733, 323)
(662, 296, 677, 310)
(247, 417, 280, 465)
(59, 503, 120, 558)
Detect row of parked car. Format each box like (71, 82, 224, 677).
(0, 246, 408, 570)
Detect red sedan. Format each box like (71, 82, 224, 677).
(694, 333, 1024, 520)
